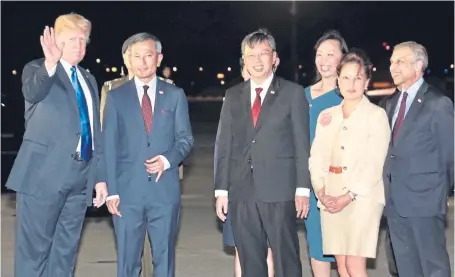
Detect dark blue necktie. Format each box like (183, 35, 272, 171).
(70, 66, 92, 161)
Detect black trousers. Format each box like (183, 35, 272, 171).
(384, 220, 399, 277)
(15, 161, 89, 277)
(230, 200, 302, 277)
(387, 210, 451, 277)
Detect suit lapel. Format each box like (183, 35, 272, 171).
(78, 66, 99, 127)
(240, 81, 255, 140)
(124, 80, 148, 137)
(56, 63, 79, 115)
(394, 82, 428, 144)
(386, 90, 400, 127)
(254, 76, 280, 134)
(150, 80, 164, 138)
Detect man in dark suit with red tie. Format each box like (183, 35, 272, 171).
(103, 32, 193, 277)
(383, 41, 453, 277)
(214, 29, 311, 277)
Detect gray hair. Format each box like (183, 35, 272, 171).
(241, 29, 276, 55)
(121, 37, 132, 55)
(124, 32, 162, 54)
(394, 41, 428, 71)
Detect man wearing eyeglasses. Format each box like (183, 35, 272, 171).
(214, 29, 310, 277)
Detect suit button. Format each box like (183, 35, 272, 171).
(343, 166, 347, 170)
(391, 155, 395, 159)
(341, 146, 344, 150)
(252, 139, 256, 143)
(343, 126, 347, 130)
(248, 158, 252, 163)
(147, 143, 150, 147)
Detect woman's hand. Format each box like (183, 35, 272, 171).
(324, 193, 352, 214)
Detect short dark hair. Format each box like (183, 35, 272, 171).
(337, 48, 373, 80)
(241, 28, 276, 55)
(122, 32, 162, 55)
(313, 30, 349, 82)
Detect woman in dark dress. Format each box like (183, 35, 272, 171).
(304, 30, 347, 277)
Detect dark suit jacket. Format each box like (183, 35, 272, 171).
(6, 58, 103, 206)
(214, 76, 311, 203)
(383, 81, 454, 217)
(102, 79, 193, 204)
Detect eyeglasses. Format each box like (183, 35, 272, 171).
(245, 51, 273, 61)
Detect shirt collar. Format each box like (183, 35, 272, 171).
(134, 75, 157, 93)
(398, 77, 424, 98)
(59, 59, 76, 75)
(250, 73, 274, 92)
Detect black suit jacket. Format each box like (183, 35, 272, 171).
(6, 58, 103, 206)
(214, 76, 311, 203)
(383, 81, 454, 217)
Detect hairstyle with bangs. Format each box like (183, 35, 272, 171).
(54, 13, 91, 42)
(241, 28, 276, 55)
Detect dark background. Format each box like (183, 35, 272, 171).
(2, 1, 454, 192)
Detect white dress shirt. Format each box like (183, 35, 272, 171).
(47, 59, 95, 151)
(391, 77, 424, 128)
(106, 76, 170, 201)
(215, 73, 310, 198)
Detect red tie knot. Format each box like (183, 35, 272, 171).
(143, 85, 149, 93)
(255, 87, 263, 96)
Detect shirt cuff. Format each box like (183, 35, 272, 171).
(47, 64, 57, 77)
(159, 155, 171, 170)
(296, 188, 310, 197)
(106, 195, 119, 201)
(215, 190, 228, 197)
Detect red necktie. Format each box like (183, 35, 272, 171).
(392, 91, 408, 143)
(141, 85, 153, 134)
(252, 87, 263, 127)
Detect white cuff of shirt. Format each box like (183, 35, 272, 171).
(214, 190, 228, 198)
(296, 188, 310, 197)
(106, 195, 119, 201)
(214, 188, 310, 198)
(47, 65, 57, 77)
(159, 155, 171, 170)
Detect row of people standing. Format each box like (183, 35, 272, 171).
(215, 29, 453, 277)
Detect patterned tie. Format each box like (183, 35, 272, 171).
(70, 66, 92, 161)
(141, 85, 153, 134)
(392, 91, 408, 143)
(252, 87, 263, 127)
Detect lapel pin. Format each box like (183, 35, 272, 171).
(159, 90, 164, 95)
(417, 98, 422, 103)
(270, 91, 275, 95)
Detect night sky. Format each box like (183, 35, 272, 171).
(2, 1, 454, 97)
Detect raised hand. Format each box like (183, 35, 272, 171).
(40, 26, 63, 69)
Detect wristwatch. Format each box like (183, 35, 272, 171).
(348, 191, 357, 201)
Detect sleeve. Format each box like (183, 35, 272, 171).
(309, 113, 329, 194)
(160, 88, 194, 168)
(214, 90, 233, 192)
(102, 93, 119, 196)
(21, 60, 57, 104)
(431, 96, 454, 192)
(291, 86, 311, 190)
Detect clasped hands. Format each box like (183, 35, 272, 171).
(318, 188, 352, 214)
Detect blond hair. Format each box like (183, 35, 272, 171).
(54, 13, 91, 40)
